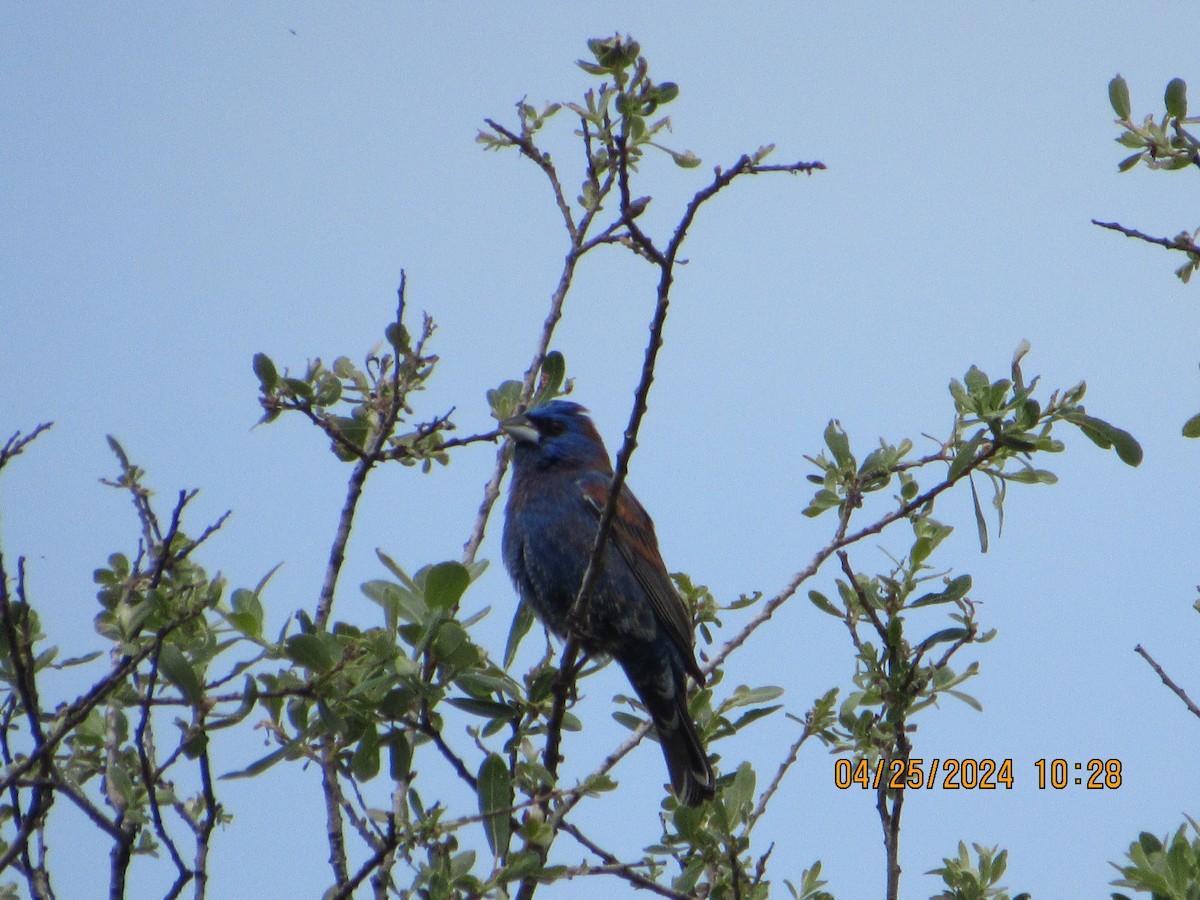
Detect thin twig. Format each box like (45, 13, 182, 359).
(548, 443, 1001, 822)
(328, 827, 401, 900)
(484, 118, 578, 240)
(133, 647, 191, 886)
(0, 423, 53, 473)
(747, 727, 813, 834)
(463, 115, 620, 566)
(1092, 219, 1199, 254)
(191, 729, 219, 900)
(542, 641, 583, 781)
(462, 241, 585, 565)
(315, 272, 410, 630)
(1135, 644, 1200, 720)
(709, 442, 1001, 673)
(320, 755, 350, 885)
(0, 605, 207, 799)
(837, 550, 888, 641)
(557, 821, 692, 899)
(878, 717, 910, 900)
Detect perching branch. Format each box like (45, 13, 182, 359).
(547, 439, 1002, 828)
(569, 143, 827, 632)
(462, 110, 621, 565)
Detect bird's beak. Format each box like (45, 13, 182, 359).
(500, 412, 540, 445)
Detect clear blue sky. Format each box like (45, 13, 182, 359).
(4, 5, 1199, 898)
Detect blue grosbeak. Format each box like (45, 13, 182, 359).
(502, 400, 715, 806)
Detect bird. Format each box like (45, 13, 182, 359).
(501, 399, 715, 806)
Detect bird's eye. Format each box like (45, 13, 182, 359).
(537, 419, 567, 438)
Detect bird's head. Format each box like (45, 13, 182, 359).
(501, 400, 612, 471)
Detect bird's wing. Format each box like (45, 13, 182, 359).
(578, 472, 704, 684)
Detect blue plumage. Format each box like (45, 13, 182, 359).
(502, 400, 715, 806)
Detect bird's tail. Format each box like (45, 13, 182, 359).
(621, 652, 715, 807)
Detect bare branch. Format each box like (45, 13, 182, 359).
(133, 650, 191, 887)
(747, 726, 814, 834)
(559, 821, 694, 899)
(462, 226, 586, 566)
(0, 603, 207, 799)
(483, 118, 578, 239)
(328, 827, 401, 900)
(0, 423, 53, 474)
(314, 273, 412, 630)
(321, 756, 351, 886)
(1135, 643, 1200, 720)
(1092, 219, 1199, 254)
(709, 442, 1001, 673)
(837, 550, 888, 641)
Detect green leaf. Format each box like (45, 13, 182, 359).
(284, 633, 339, 673)
(478, 753, 513, 858)
(1118, 152, 1146, 173)
(53, 650, 103, 670)
(668, 148, 702, 169)
(916, 628, 969, 653)
(282, 377, 312, 399)
(912, 575, 972, 609)
(375, 550, 415, 588)
(1165, 77, 1188, 119)
(387, 730, 413, 779)
(802, 488, 842, 518)
(1109, 74, 1132, 119)
(230, 588, 264, 639)
(181, 730, 209, 760)
(1066, 413, 1143, 466)
(424, 562, 471, 611)
(1002, 467, 1058, 485)
(456, 670, 519, 699)
(944, 688, 983, 711)
(1182, 412, 1200, 438)
(720, 686, 785, 714)
(107, 761, 136, 807)
(948, 378, 970, 411)
(724, 761, 756, 821)
(313, 373, 342, 406)
(964, 365, 990, 395)
(446, 697, 515, 721)
(823, 420, 853, 468)
(209, 676, 258, 731)
(222, 730, 311, 779)
(362, 579, 428, 626)
(729, 705, 783, 733)
(158, 643, 203, 706)
(534, 351, 566, 403)
(504, 599, 535, 669)
(949, 429, 986, 482)
(352, 726, 380, 781)
(252, 353, 279, 392)
(808, 590, 841, 617)
(487, 380, 523, 420)
(612, 710, 646, 732)
(970, 475, 989, 553)
(654, 82, 680, 105)
(432, 621, 480, 670)
(385, 322, 409, 352)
